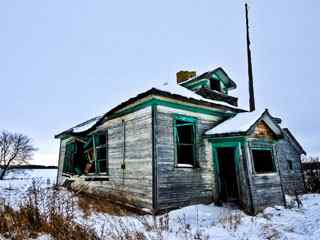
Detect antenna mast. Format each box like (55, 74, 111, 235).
(245, 3, 256, 112)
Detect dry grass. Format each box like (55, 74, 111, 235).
(0, 180, 100, 240)
(0, 180, 215, 240)
(77, 192, 130, 217)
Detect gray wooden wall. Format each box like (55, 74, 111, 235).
(96, 106, 153, 209)
(58, 107, 154, 211)
(245, 140, 285, 213)
(154, 105, 223, 211)
(57, 137, 73, 185)
(276, 136, 305, 195)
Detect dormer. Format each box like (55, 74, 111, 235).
(176, 67, 238, 106)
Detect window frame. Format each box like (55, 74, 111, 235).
(250, 147, 277, 175)
(92, 131, 108, 175)
(173, 114, 198, 168)
(63, 140, 77, 174)
(287, 159, 294, 172)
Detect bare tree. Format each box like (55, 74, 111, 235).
(0, 130, 37, 180)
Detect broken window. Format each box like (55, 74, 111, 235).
(83, 133, 107, 175)
(94, 133, 107, 174)
(252, 149, 276, 174)
(63, 142, 76, 174)
(175, 116, 197, 166)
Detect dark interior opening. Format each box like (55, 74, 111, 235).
(63, 141, 86, 175)
(210, 79, 221, 92)
(217, 147, 239, 202)
(176, 120, 195, 165)
(287, 160, 293, 171)
(252, 149, 275, 174)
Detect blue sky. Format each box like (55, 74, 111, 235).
(0, 1, 319, 165)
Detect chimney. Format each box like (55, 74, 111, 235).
(176, 71, 197, 84)
(245, 3, 256, 112)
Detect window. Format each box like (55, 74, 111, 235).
(210, 79, 221, 92)
(287, 160, 293, 171)
(94, 133, 107, 174)
(63, 142, 77, 174)
(174, 116, 197, 167)
(251, 149, 276, 174)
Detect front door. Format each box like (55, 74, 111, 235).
(216, 147, 239, 202)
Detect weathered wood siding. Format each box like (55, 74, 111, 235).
(252, 121, 276, 141)
(57, 137, 74, 185)
(155, 105, 224, 211)
(276, 136, 305, 195)
(237, 142, 253, 212)
(69, 107, 153, 210)
(246, 138, 285, 213)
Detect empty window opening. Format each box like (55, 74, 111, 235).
(83, 137, 95, 174)
(210, 79, 221, 92)
(287, 160, 293, 171)
(83, 133, 108, 175)
(175, 118, 196, 166)
(252, 149, 276, 174)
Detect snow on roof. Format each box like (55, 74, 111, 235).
(205, 110, 265, 135)
(71, 115, 103, 133)
(150, 81, 241, 110)
(56, 80, 243, 137)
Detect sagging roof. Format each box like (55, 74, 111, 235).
(205, 109, 283, 137)
(55, 115, 103, 139)
(55, 82, 246, 139)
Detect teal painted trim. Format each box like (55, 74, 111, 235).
(182, 79, 210, 90)
(212, 141, 241, 148)
(208, 136, 246, 144)
(250, 146, 273, 150)
(109, 98, 234, 120)
(173, 113, 197, 123)
(211, 141, 242, 202)
(173, 114, 198, 167)
(92, 135, 99, 173)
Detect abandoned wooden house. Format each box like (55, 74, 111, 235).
(55, 67, 306, 215)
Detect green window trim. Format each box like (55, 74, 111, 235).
(63, 141, 77, 174)
(173, 114, 198, 167)
(210, 74, 228, 94)
(211, 142, 242, 202)
(181, 79, 210, 91)
(92, 132, 108, 175)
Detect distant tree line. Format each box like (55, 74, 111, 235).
(302, 156, 320, 193)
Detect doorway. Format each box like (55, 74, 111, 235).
(216, 147, 239, 202)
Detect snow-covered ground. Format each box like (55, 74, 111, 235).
(0, 169, 56, 209)
(1, 169, 320, 240)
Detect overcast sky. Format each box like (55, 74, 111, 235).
(0, 1, 319, 165)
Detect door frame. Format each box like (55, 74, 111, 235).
(211, 142, 242, 203)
